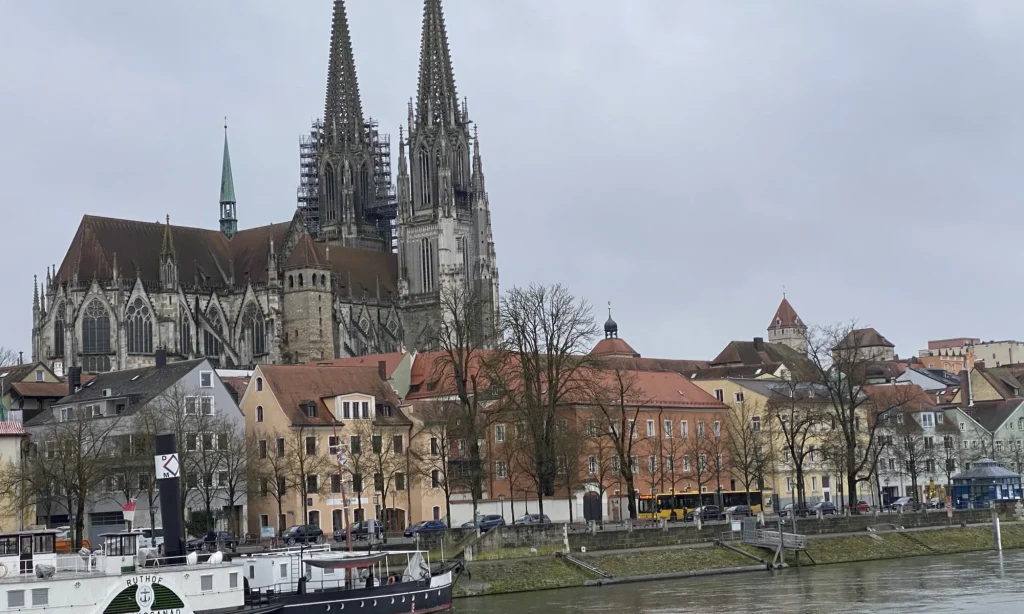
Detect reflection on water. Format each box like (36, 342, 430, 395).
(454, 550, 1024, 613)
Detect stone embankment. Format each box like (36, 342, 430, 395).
(454, 512, 1019, 598)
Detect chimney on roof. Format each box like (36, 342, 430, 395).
(18, 352, 23, 365)
(68, 366, 81, 396)
(155, 347, 167, 369)
(378, 360, 387, 381)
(753, 337, 765, 352)
(959, 369, 973, 408)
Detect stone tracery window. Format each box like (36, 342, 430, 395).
(82, 299, 111, 355)
(418, 147, 431, 208)
(324, 162, 337, 222)
(53, 305, 65, 357)
(204, 307, 223, 358)
(125, 297, 153, 354)
(242, 303, 267, 357)
(179, 306, 192, 356)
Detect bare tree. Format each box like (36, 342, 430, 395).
(728, 400, 774, 506)
(431, 283, 503, 525)
(251, 429, 291, 534)
(349, 420, 406, 530)
(584, 423, 618, 524)
(765, 379, 821, 509)
(653, 428, 687, 495)
(497, 283, 599, 519)
(802, 324, 921, 510)
(285, 426, 335, 528)
(879, 404, 936, 503)
(413, 402, 455, 526)
(0, 347, 19, 367)
(705, 417, 729, 494)
(589, 369, 650, 520)
(218, 426, 253, 536)
(681, 424, 716, 498)
(493, 417, 529, 524)
(553, 419, 587, 522)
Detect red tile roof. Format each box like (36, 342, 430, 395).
(257, 365, 405, 426)
(589, 337, 640, 358)
(284, 233, 328, 270)
(221, 376, 251, 401)
(312, 352, 407, 378)
(587, 369, 728, 409)
(0, 422, 26, 435)
(768, 297, 802, 329)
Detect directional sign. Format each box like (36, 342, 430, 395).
(155, 454, 180, 480)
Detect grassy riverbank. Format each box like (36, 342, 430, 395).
(456, 523, 1024, 598)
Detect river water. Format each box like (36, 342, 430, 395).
(453, 550, 1024, 613)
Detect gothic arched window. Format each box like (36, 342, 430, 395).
(418, 147, 431, 208)
(455, 144, 466, 188)
(299, 274, 304, 287)
(82, 299, 111, 355)
(125, 298, 153, 354)
(289, 275, 294, 288)
(420, 237, 434, 293)
(179, 307, 192, 356)
(53, 305, 65, 357)
(242, 303, 266, 357)
(324, 162, 338, 222)
(320, 274, 326, 287)
(203, 308, 223, 358)
(357, 163, 371, 219)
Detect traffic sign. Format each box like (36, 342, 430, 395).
(155, 454, 180, 480)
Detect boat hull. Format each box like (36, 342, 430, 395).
(274, 578, 453, 613)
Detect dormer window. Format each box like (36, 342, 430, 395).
(303, 402, 318, 419)
(378, 404, 393, 418)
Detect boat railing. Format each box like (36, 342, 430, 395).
(53, 553, 100, 574)
(253, 543, 332, 557)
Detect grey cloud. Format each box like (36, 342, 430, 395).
(3, 0, 1023, 362)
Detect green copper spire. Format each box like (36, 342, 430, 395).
(219, 118, 237, 238)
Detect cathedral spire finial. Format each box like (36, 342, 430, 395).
(324, 0, 364, 144)
(416, 0, 458, 130)
(161, 215, 176, 260)
(219, 123, 238, 238)
(33, 275, 39, 312)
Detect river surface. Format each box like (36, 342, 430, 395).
(452, 550, 1024, 613)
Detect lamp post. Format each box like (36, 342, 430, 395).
(884, 477, 890, 510)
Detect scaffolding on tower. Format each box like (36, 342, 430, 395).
(365, 118, 397, 252)
(296, 119, 324, 237)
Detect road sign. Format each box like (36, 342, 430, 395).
(155, 454, 180, 480)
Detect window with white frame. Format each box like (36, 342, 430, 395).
(786, 477, 793, 493)
(682, 455, 691, 472)
(200, 371, 213, 388)
(646, 420, 655, 437)
(648, 455, 657, 473)
(665, 456, 674, 472)
(734, 391, 744, 402)
(629, 420, 636, 439)
(587, 420, 597, 437)
(630, 456, 638, 473)
(920, 413, 935, 428)
(495, 460, 508, 479)
(588, 455, 597, 474)
(751, 416, 761, 432)
(185, 396, 214, 416)
(714, 389, 724, 402)
(494, 424, 506, 443)
(664, 420, 672, 438)
(680, 420, 688, 439)
(713, 420, 721, 437)
(697, 421, 705, 438)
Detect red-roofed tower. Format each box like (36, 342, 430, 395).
(767, 296, 807, 353)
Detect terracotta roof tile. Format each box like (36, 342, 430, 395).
(589, 338, 640, 358)
(312, 352, 407, 378)
(258, 365, 406, 426)
(768, 297, 802, 329)
(836, 328, 895, 349)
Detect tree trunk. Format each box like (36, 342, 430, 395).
(567, 493, 573, 523)
(847, 468, 859, 513)
(444, 493, 452, 528)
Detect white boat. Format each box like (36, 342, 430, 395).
(0, 529, 456, 614)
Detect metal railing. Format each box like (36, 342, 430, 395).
(742, 529, 807, 550)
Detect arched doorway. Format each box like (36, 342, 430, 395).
(583, 492, 601, 523)
(384, 508, 406, 531)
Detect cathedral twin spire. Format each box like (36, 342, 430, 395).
(415, 0, 461, 130)
(324, 0, 365, 146)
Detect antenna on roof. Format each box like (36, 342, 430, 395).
(782, 284, 786, 299)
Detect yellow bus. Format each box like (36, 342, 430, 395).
(639, 491, 765, 521)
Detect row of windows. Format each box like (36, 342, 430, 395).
(287, 273, 328, 288)
(260, 471, 407, 496)
(256, 434, 405, 459)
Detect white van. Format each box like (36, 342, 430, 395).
(139, 527, 164, 549)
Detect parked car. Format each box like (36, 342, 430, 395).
(724, 505, 752, 518)
(890, 497, 917, 512)
(333, 519, 384, 542)
(461, 515, 506, 531)
(779, 503, 812, 518)
(684, 505, 722, 522)
(853, 501, 871, 513)
(186, 530, 239, 551)
(139, 527, 164, 549)
(280, 524, 324, 545)
(515, 514, 552, 525)
(404, 520, 448, 538)
(812, 501, 838, 516)
(925, 498, 946, 509)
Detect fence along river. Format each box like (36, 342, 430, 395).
(453, 549, 1024, 613)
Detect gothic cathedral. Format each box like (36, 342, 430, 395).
(31, 0, 499, 375)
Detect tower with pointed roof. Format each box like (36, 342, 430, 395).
(396, 0, 499, 346)
(219, 123, 238, 238)
(768, 296, 807, 353)
(309, 0, 391, 251)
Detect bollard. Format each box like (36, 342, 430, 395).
(563, 523, 569, 553)
(993, 507, 1002, 552)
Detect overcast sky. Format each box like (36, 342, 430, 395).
(2, 0, 1023, 363)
